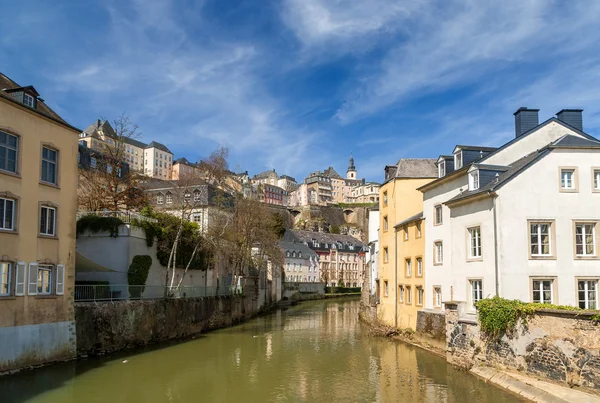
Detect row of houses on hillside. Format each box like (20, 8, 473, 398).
(373, 107, 600, 330)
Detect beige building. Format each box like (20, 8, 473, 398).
(0, 73, 79, 371)
(349, 182, 380, 204)
(171, 157, 203, 180)
(305, 171, 333, 205)
(144, 141, 173, 180)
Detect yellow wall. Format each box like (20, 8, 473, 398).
(0, 97, 78, 328)
(396, 219, 426, 329)
(377, 177, 434, 329)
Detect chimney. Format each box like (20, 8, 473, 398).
(513, 107, 539, 137)
(556, 109, 583, 131)
(97, 119, 101, 129)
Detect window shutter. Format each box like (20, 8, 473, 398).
(56, 264, 65, 295)
(28, 262, 38, 295)
(15, 261, 26, 296)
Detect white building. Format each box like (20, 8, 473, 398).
(280, 241, 320, 282)
(367, 207, 380, 294)
(144, 141, 173, 180)
(422, 108, 600, 316)
(288, 183, 308, 207)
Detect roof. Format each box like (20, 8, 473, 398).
(473, 164, 509, 172)
(323, 167, 343, 179)
(279, 174, 297, 182)
(394, 211, 423, 228)
(551, 134, 600, 148)
(283, 229, 366, 248)
(444, 149, 550, 205)
(146, 141, 172, 153)
(280, 241, 318, 257)
(0, 72, 79, 132)
(174, 157, 193, 165)
(141, 177, 209, 190)
(253, 169, 277, 179)
(123, 136, 147, 149)
(454, 145, 498, 152)
(393, 158, 437, 179)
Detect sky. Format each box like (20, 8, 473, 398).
(2, 0, 600, 183)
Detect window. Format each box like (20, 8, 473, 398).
(184, 192, 191, 203)
(41, 147, 58, 184)
(438, 161, 445, 178)
(469, 170, 479, 190)
(404, 226, 409, 241)
(454, 151, 462, 169)
(575, 223, 596, 256)
(89, 157, 97, 169)
(578, 280, 598, 310)
(417, 258, 422, 277)
(383, 191, 388, 207)
(434, 287, 442, 308)
(406, 286, 412, 304)
(406, 259, 412, 277)
(0, 131, 18, 173)
(434, 241, 443, 264)
(157, 194, 164, 204)
(383, 215, 388, 232)
(23, 93, 35, 108)
(532, 279, 554, 304)
(434, 205, 443, 225)
(0, 198, 15, 230)
(416, 221, 422, 238)
(40, 206, 56, 236)
(166, 192, 173, 204)
(469, 227, 482, 258)
(384, 247, 389, 263)
(194, 190, 201, 202)
(37, 265, 53, 295)
(193, 214, 202, 223)
(469, 280, 483, 310)
(530, 222, 551, 256)
(417, 287, 424, 306)
(560, 168, 576, 191)
(384, 280, 389, 297)
(594, 169, 600, 191)
(0, 262, 11, 296)
(399, 285, 404, 303)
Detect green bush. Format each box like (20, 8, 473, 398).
(77, 215, 125, 238)
(127, 255, 152, 298)
(325, 286, 361, 294)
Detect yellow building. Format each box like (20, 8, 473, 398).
(376, 159, 436, 330)
(0, 73, 79, 371)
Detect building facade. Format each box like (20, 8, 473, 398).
(144, 141, 173, 180)
(305, 171, 333, 205)
(377, 158, 436, 329)
(171, 157, 203, 180)
(349, 182, 380, 204)
(0, 73, 79, 371)
(422, 108, 600, 317)
(260, 183, 288, 206)
(367, 207, 380, 295)
(281, 241, 320, 282)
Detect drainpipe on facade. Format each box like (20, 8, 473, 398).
(394, 227, 398, 329)
(489, 191, 500, 296)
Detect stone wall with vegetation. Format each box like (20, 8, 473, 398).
(75, 295, 259, 356)
(416, 310, 446, 341)
(445, 301, 600, 389)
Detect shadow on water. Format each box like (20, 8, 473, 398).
(0, 335, 207, 403)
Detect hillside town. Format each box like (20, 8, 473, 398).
(2, 2, 600, 402)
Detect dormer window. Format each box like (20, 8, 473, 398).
(438, 160, 446, 178)
(23, 93, 35, 108)
(469, 170, 480, 190)
(454, 150, 463, 169)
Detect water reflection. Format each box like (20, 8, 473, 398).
(0, 298, 521, 403)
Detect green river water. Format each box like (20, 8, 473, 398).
(0, 298, 522, 403)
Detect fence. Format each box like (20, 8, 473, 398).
(74, 284, 237, 302)
(76, 210, 158, 224)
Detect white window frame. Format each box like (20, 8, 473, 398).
(40, 206, 56, 236)
(560, 168, 575, 190)
(0, 262, 11, 296)
(41, 146, 58, 185)
(417, 258, 423, 277)
(530, 222, 552, 257)
(0, 197, 15, 231)
(406, 286, 412, 304)
(399, 285, 404, 303)
(434, 241, 443, 264)
(469, 170, 479, 190)
(23, 93, 35, 108)
(417, 287, 423, 306)
(384, 281, 389, 297)
(434, 205, 443, 225)
(406, 259, 412, 277)
(166, 192, 173, 204)
(434, 287, 442, 308)
(469, 279, 483, 311)
(194, 190, 201, 202)
(0, 131, 18, 173)
(438, 161, 445, 178)
(37, 264, 54, 295)
(532, 278, 554, 304)
(156, 194, 164, 205)
(575, 223, 596, 257)
(454, 150, 463, 169)
(578, 279, 598, 310)
(469, 226, 482, 258)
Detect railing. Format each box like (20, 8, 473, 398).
(76, 210, 158, 224)
(74, 284, 238, 302)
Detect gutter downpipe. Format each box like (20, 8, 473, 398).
(394, 227, 398, 328)
(489, 191, 500, 296)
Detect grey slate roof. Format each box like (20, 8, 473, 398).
(474, 164, 509, 172)
(394, 211, 423, 228)
(254, 169, 276, 179)
(280, 241, 318, 258)
(455, 145, 498, 152)
(283, 229, 366, 249)
(323, 167, 343, 179)
(123, 136, 147, 149)
(394, 158, 438, 178)
(146, 141, 172, 154)
(552, 134, 600, 148)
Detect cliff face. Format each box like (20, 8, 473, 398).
(289, 205, 372, 242)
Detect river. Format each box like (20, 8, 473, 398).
(0, 297, 522, 403)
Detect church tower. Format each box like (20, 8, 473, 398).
(347, 155, 357, 179)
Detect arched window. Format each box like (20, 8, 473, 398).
(193, 189, 201, 202)
(166, 192, 173, 204)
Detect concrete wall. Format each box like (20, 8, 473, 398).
(445, 302, 600, 389)
(75, 295, 260, 356)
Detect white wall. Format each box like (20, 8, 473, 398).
(368, 210, 380, 293)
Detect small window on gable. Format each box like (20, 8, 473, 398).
(454, 150, 463, 169)
(469, 170, 480, 190)
(23, 93, 35, 108)
(438, 160, 445, 178)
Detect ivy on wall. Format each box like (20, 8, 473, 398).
(76, 215, 125, 238)
(127, 255, 152, 298)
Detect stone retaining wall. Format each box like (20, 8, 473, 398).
(445, 302, 600, 389)
(75, 295, 259, 356)
(416, 309, 446, 341)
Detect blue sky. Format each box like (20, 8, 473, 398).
(2, 0, 600, 182)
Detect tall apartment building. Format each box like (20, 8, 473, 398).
(0, 73, 79, 371)
(144, 141, 173, 180)
(305, 171, 333, 205)
(422, 108, 600, 317)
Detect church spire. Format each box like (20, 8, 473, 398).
(347, 154, 356, 179)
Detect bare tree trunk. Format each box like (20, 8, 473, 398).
(175, 241, 200, 289)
